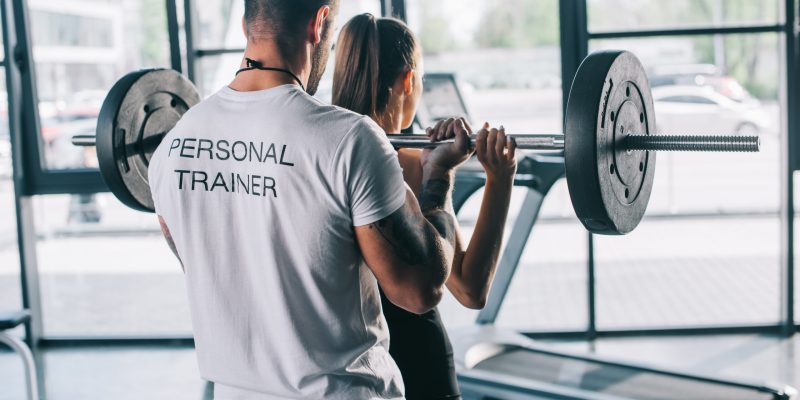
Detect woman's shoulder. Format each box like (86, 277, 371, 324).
(397, 148, 423, 161)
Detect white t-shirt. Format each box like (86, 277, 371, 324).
(149, 85, 407, 399)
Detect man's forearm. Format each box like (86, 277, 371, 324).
(416, 166, 459, 286)
(364, 167, 459, 291)
(419, 166, 457, 242)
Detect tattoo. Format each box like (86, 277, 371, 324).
(368, 204, 430, 265)
(367, 176, 458, 266)
(159, 216, 184, 269)
(419, 178, 451, 210)
(424, 209, 457, 245)
(419, 178, 457, 244)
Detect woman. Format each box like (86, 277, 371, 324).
(332, 14, 517, 400)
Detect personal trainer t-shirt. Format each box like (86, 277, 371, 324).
(148, 85, 407, 399)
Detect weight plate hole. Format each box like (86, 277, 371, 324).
(610, 164, 615, 175)
(170, 98, 177, 108)
(143, 105, 150, 113)
(626, 87, 631, 97)
(639, 112, 644, 123)
(610, 111, 615, 122)
(639, 162, 644, 172)
(625, 188, 630, 198)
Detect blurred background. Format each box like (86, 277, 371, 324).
(0, 0, 799, 399)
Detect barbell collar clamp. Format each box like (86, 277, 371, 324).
(72, 135, 97, 147)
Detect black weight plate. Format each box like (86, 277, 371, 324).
(96, 69, 200, 212)
(565, 51, 656, 235)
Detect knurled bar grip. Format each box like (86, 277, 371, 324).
(624, 135, 760, 152)
(72, 133, 761, 153)
(388, 134, 760, 152)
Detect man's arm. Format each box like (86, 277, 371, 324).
(158, 215, 184, 272)
(355, 120, 472, 315)
(356, 167, 458, 314)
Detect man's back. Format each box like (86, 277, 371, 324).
(149, 85, 406, 399)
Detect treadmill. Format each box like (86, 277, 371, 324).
(450, 326, 796, 400)
(420, 74, 798, 400)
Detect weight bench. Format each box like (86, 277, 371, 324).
(0, 310, 40, 400)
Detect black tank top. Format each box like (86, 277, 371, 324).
(380, 289, 461, 399)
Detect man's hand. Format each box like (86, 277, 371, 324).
(421, 118, 474, 172)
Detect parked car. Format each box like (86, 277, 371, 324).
(652, 85, 772, 136)
(649, 64, 719, 87)
(649, 64, 756, 104)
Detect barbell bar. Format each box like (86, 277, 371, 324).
(73, 133, 760, 153)
(381, 134, 759, 152)
(70, 50, 763, 235)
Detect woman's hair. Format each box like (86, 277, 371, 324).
(332, 14, 418, 119)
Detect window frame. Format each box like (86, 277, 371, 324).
(3, 0, 183, 197)
(2, 0, 798, 346)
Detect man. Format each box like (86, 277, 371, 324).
(148, 1, 472, 398)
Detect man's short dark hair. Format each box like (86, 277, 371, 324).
(244, 0, 337, 58)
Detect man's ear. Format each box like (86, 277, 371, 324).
(242, 16, 247, 38)
(403, 70, 415, 95)
(310, 6, 331, 45)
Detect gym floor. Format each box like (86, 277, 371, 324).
(0, 190, 795, 399)
(1, 334, 798, 400)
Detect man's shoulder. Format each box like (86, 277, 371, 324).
(289, 93, 388, 146)
(295, 93, 372, 131)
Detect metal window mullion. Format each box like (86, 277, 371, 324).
(780, 0, 799, 335)
(390, 0, 406, 20)
(559, 0, 591, 337)
(589, 24, 784, 40)
(184, 0, 196, 81)
(2, 0, 43, 347)
(166, 0, 183, 73)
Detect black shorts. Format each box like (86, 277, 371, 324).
(380, 289, 461, 400)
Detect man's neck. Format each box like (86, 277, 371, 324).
(229, 42, 309, 92)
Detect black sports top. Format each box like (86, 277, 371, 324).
(380, 288, 461, 399)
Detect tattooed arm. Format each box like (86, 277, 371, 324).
(355, 119, 472, 315)
(356, 169, 459, 314)
(158, 215, 184, 273)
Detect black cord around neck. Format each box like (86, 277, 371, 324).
(236, 58, 305, 92)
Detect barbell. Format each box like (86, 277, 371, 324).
(72, 50, 760, 235)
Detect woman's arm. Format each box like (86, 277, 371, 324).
(445, 124, 517, 309)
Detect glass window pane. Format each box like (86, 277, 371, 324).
(438, 183, 589, 332)
(406, 0, 562, 133)
(591, 34, 782, 328)
(405, 0, 569, 330)
(36, 194, 192, 336)
(588, 0, 784, 32)
(0, 67, 23, 333)
(494, 182, 589, 331)
(30, 0, 171, 171)
(193, 0, 382, 103)
(794, 173, 800, 324)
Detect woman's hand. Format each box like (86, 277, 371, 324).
(420, 117, 474, 172)
(475, 123, 517, 183)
